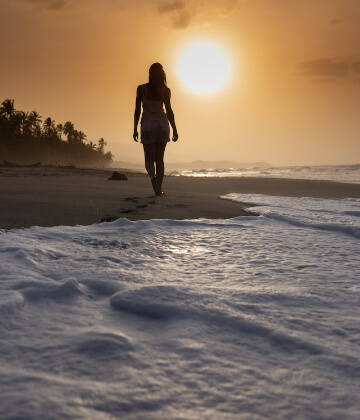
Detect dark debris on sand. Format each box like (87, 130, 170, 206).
(108, 171, 128, 181)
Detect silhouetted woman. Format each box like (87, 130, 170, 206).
(133, 62, 178, 195)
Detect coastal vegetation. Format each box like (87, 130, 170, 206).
(0, 99, 113, 167)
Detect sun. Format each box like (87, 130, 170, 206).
(176, 42, 230, 94)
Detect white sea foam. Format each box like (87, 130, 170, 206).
(0, 195, 359, 419)
(170, 164, 360, 184)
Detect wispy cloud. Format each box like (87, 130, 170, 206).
(156, 0, 241, 30)
(352, 62, 360, 74)
(158, 1, 186, 14)
(7, 0, 241, 25)
(27, 0, 71, 12)
(299, 58, 360, 83)
(299, 59, 349, 78)
(157, 1, 191, 29)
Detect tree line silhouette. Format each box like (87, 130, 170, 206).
(0, 99, 113, 167)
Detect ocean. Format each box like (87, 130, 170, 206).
(169, 164, 360, 184)
(0, 172, 360, 418)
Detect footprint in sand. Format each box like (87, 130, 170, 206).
(101, 216, 117, 222)
(123, 197, 140, 203)
(167, 204, 189, 209)
(121, 196, 158, 215)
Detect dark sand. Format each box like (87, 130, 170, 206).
(1, 166, 359, 229)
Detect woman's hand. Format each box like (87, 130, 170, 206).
(133, 130, 139, 142)
(172, 130, 178, 142)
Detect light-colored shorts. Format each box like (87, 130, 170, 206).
(140, 119, 170, 144)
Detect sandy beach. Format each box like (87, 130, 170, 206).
(1, 166, 359, 230)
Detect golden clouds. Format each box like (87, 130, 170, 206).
(23, 0, 71, 12)
(353, 62, 360, 74)
(157, 0, 240, 29)
(14, 0, 240, 23)
(299, 58, 360, 82)
(157, 1, 190, 29)
(300, 59, 349, 78)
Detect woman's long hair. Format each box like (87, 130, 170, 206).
(148, 63, 167, 97)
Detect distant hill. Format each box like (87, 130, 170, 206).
(112, 160, 271, 171)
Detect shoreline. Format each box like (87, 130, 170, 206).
(1, 167, 359, 230)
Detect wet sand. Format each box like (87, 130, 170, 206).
(1, 166, 359, 230)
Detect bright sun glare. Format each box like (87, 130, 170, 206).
(177, 42, 230, 94)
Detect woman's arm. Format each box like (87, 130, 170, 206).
(133, 85, 142, 142)
(164, 88, 178, 142)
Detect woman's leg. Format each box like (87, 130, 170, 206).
(143, 143, 160, 195)
(155, 142, 167, 192)
(143, 143, 156, 178)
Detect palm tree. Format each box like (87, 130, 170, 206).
(0, 99, 15, 121)
(63, 121, 75, 143)
(56, 123, 64, 140)
(88, 141, 96, 150)
(0, 98, 114, 166)
(97, 137, 107, 152)
(103, 151, 113, 166)
(0, 99, 16, 140)
(72, 129, 80, 145)
(28, 111, 42, 137)
(77, 130, 87, 145)
(18, 111, 30, 135)
(43, 117, 56, 137)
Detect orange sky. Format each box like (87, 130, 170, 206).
(1, 0, 359, 166)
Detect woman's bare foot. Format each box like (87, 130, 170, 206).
(151, 177, 161, 195)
